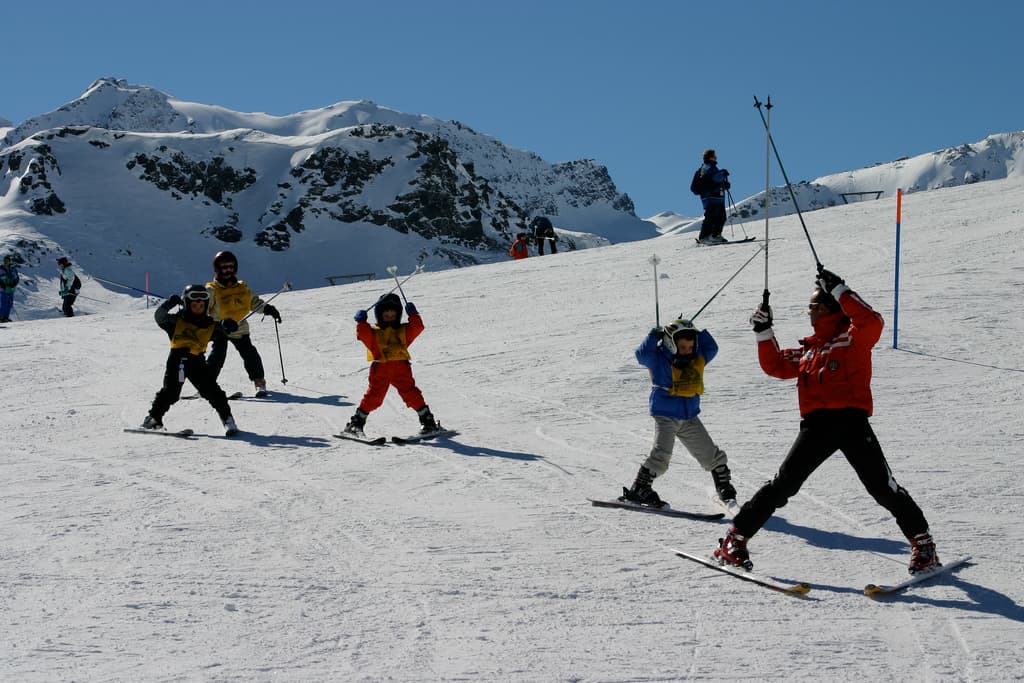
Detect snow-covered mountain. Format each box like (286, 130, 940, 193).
(0, 78, 651, 307)
(657, 130, 1024, 236)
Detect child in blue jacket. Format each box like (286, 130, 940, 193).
(620, 319, 736, 508)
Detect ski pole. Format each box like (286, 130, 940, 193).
(759, 95, 772, 314)
(240, 282, 293, 324)
(649, 254, 661, 327)
(75, 294, 110, 304)
(274, 319, 288, 385)
(687, 244, 765, 322)
(89, 274, 165, 298)
(725, 189, 750, 240)
(754, 95, 822, 269)
(386, 265, 408, 304)
(364, 265, 424, 310)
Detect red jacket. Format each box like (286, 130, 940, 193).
(509, 238, 529, 260)
(756, 286, 883, 417)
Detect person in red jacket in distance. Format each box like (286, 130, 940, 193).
(714, 268, 940, 576)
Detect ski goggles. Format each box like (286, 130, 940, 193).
(184, 290, 210, 302)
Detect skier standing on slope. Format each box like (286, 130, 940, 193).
(141, 285, 239, 436)
(621, 319, 737, 509)
(343, 293, 441, 437)
(690, 149, 731, 245)
(205, 251, 281, 397)
(714, 269, 939, 575)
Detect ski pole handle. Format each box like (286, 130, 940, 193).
(387, 265, 408, 304)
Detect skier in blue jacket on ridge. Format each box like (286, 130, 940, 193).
(690, 148, 731, 245)
(620, 319, 736, 509)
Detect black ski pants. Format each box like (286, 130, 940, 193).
(206, 330, 265, 382)
(733, 408, 929, 540)
(698, 203, 726, 241)
(150, 351, 231, 421)
(61, 293, 77, 317)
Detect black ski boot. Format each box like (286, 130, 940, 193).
(344, 409, 368, 436)
(417, 405, 439, 434)
(618, 466, 666, 508)
(711, 463, 737, 502)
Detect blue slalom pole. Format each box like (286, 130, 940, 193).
(893, 189, 903, 349)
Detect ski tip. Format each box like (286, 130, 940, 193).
(788, 583, 812, 595)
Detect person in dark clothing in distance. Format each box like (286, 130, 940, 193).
(530, 216, 557, 255)
(690, 149, 731, 244)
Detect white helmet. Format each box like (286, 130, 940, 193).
(662, 319, 698, 354)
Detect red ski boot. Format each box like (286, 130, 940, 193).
(714, 526, 753, 570)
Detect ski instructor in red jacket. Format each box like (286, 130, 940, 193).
(713, 268, 940, 576)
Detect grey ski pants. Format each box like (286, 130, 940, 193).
(642, 415, 727, 478)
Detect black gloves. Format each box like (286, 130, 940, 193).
(165, 294, 183, 308)
(648, 327, 661, 338)
(816, 268, 844, 294)
(262, 303, 282, 323)
(354, 309, 368, 322)
(221, 318, 239, 334)
(750, 306, 773, 333)
(405, 301, 418, 315)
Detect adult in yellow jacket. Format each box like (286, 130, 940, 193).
(205, 251, 281, 397)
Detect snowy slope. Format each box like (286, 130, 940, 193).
(1, 176, 1022, 681)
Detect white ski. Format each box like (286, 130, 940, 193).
(864, 555, 971, 596)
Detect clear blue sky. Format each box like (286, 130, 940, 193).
(4, 0, 1021, 219)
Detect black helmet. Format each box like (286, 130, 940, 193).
(373, 292, 403, 325)
(213, 250, 238, 271)
(181, 284, 210, 316)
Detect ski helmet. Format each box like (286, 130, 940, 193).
(662, 319, 698, 355)
(181, 284, 210, 315)
(373, 292, 403, 325)
(810, 286, 841, 313)
(212, 250, 238, 272)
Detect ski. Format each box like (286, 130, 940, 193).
(864, 555, 971, 597)
(695, 236, 758, 246)
(183, 391, 244, 401)
(334, 432, 388, 446)
(710, 494, 741, 518)
(391, 429, 459, 445)
(588, 498, 725, 521)
(672, 548, 812, 597)
(123, 428, 195, 439)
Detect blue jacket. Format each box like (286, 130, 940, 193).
(636, 329, 718, 419)
(690, 163, 730, 207)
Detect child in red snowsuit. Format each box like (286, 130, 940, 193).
(344, 293, 439, 436)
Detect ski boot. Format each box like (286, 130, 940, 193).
(254, 378, 269, 398)
(223, 416, 239, 437)
(711, 463, 737, 503)
(344, 409, 368, 437)
(618, 466, 666, 508)
(908, 532, 940, 575)
(714, 527, 753, 570)
(141, 414, 163, 430)
(417, 405, 439, 434)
